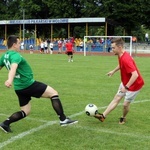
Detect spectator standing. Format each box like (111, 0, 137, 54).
(107, 38, 112, 53)
(50, 40, 54, 54)
(44, 40, 48, 54)
(58, 39, 62, 54)
(145, 33, 149, 43)
(20, 41, 24, 50)
(47, 39, 50, 52)
(132, 36, 137, 43)
(29, 44, 34, 54)
(40, 41, 44, 54)
(79, 40, 83, 52)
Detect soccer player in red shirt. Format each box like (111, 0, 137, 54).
(95, 38, 144, 124)
(65, 40, 74, 62)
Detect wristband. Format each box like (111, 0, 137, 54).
(125, 85, 129, 90)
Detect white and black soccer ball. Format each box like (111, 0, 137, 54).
(85, 104, 98, 116)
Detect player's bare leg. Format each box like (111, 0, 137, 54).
(95, 95, 123, 122)
(103, 95, 123, 117)
(122, 101, 130, 118)
(119, 100, 130, 124)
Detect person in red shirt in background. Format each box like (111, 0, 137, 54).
(65, 40, 74, 62)
(95, 38, 144, 124)
(58, 39, 62, 54)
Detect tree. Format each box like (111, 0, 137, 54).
(0, 0, 150, 39)
(99, 0, 150, 35)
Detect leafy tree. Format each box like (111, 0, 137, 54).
(99, 0, 150, 35)
(0, 1, 9, 20)
(0, 0, 150, 39)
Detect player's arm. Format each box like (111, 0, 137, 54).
(5, 63, 18, 88)
(107, 65, 120, 77)
(65, 44, 68, 53)
(124, 70, 138, 90)
(0, 58, 4, 70)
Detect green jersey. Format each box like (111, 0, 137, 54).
(0, 50, 35, 90)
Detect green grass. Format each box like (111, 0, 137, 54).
(0, 53, 150, 150)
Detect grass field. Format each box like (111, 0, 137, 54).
(0, 52, 150, 150)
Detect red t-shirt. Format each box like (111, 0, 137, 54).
(66, 42, 73, 52)
(118, 51, 144, 91)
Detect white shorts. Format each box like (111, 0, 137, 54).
(117, 83, 141, 102)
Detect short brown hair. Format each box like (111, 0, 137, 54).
(111, 38, 124, 47)
(7, 35, 19, 49)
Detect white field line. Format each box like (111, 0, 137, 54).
(0, 99, 150, 149)
(74, 125, 150, 140)
(0, 121, 57, 149)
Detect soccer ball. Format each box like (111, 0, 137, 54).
(85, 104, 98, 116)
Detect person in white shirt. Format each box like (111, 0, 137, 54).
(40, 41, 44, 54)
(50, 41, 54, 54)
(79, 40, 83, 52)
(44, 40, 48, 54)
(145, 33, 149, 43)
(20, 41, 24, 50)
(29, 44, 34, 54)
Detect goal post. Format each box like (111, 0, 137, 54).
(83, 36, 132, 56)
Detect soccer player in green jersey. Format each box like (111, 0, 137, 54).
(0, 35, 78, 133)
